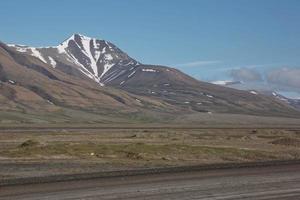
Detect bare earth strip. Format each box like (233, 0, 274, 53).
(1, 163, 300, 200)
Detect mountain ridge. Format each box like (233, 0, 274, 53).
(1, 34, 300, 124)
(7, 33, 140, 86)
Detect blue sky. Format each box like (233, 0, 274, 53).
(1, 0, 300, 97)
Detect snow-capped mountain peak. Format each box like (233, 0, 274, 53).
(56, 34, 103, 79)
(7, 34, 140, 85)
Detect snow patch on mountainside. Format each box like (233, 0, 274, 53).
(212, 80, 231, 85)
(102, 64, 115, 78)
(8, 45, 47, 63)
(57, 36, 72, 54)
(142, 68, 158, 72)
(8, 80, 15, 84)
(48, 57, 57, 67)
(80, 35, 98, 76)
(8, 44, 28, 52)
(29, 48, 47, 63)
(128, 70, 136, 78)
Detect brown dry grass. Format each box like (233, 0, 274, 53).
(1, 128, 300, 179)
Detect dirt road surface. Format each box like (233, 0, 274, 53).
(1, 163, 300, 200)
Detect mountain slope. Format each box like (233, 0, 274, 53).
(0, 42, 180, 123)
(261, 91, 300, 110)
(4, 34, 300, 119)
(109, 64, 299, 116)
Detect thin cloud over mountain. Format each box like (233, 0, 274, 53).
(267, 68, 300, 92)
(175, 60, 221, 67)
(230, 68, 263, 82)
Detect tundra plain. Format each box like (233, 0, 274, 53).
(1, 126, 300, 181)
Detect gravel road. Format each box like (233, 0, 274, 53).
(1, 163, 300, 199)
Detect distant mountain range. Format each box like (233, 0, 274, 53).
(0, 34, 299, 123)
(211, 79, 300, 108)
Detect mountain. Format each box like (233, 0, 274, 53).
(7, 34, 140, 86)
(2, 34, 300, 123)
(0, 41, 179, 123)
(211, 78, 300, 111)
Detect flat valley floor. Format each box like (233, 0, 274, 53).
(1, 126, 300, 181)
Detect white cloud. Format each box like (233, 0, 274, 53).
(230, 68, 263, 82)
(227, 63, 281, 72)
(175, 60, 221, 67)
(266, 68, 300, 91)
